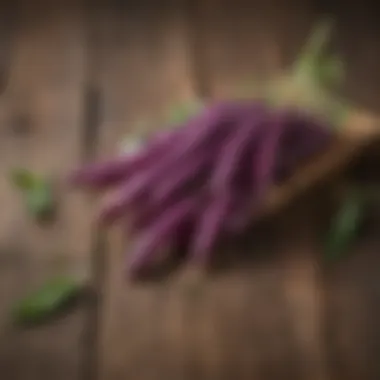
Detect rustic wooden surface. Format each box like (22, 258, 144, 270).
(0, 1, 380, 380)
(0, 2, 91, 380)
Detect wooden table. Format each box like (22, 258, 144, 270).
(1, 1, 380, 379)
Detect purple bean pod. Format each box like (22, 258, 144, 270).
(189, 195, 231, 266)
(127, 197, 198, 276)
(210, 104, 267, 195)
(70, 128, 180, 189)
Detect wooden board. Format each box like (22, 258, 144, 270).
(0, 2, 91, 379)
(0, 1, 380, 380)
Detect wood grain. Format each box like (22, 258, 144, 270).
(0, 1, 380, 379)
(0, 2, 91, 379)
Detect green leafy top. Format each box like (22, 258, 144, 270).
(239, 18, 350, 128)
(292, 18, 343, 88)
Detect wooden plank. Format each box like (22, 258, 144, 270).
(0, 2, 91, 379)
(90, 2, 198, 379)
(324, 232, 380, 380)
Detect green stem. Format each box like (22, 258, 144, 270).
(292, 18, 334, 78)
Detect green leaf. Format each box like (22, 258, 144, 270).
(293, 18, 344, 90)
(12, 276, 81, 325)
(26, 181, 55, 220)
(167, 100, 203, 125)
(10, 168, 38, 190)
(10, 168, 55, 221)
(294, 18, 334, 72)
(324, 194, 366, 261)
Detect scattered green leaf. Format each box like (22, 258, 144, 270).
(324, 193, 366, 261)
(167, 100, 203, 126)
(10, 168, 55, 222)
(12, 276, 82, 325)
(26, 182, 55, 220)
(10, 168, 38, 191)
